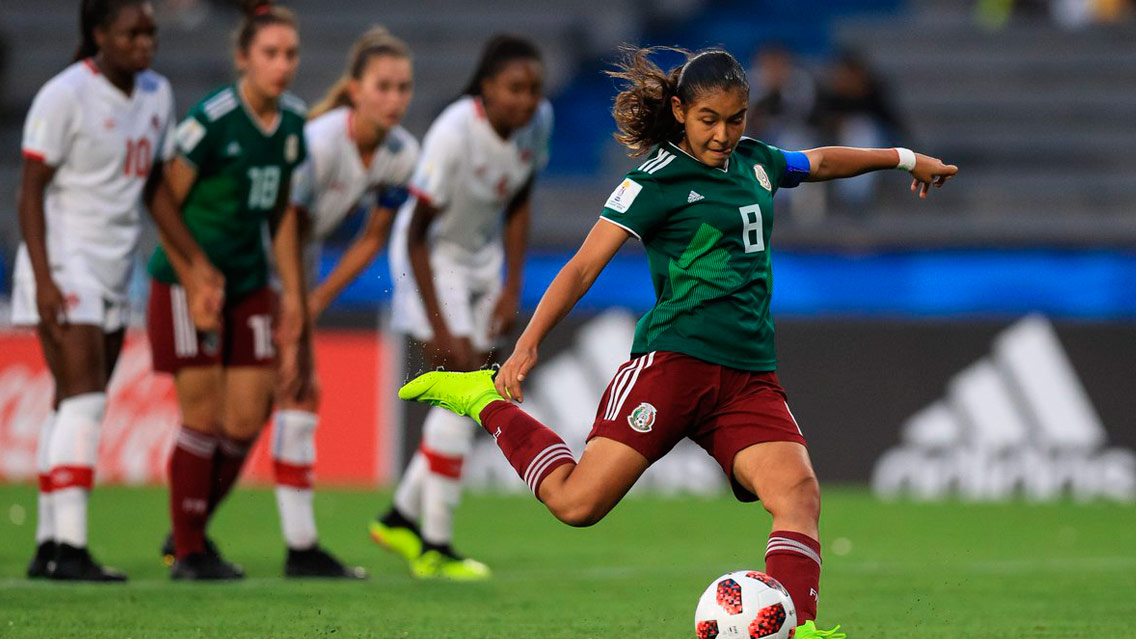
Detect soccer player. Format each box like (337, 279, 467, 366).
(14, 0, 218, 582)
(147, 2, 309, 580)
(397, 46, 956, 637)
(269, 25, 418, 578)
(370, 35, 553, 580)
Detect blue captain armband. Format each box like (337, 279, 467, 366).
(376, 185, 410, 209)
(780, 150, 811, 188)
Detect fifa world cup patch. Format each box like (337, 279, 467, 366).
(754, 164, 772, 191)
(627, 402, 657, 433)
(175, 117, 206, 153)
(605, 178, 642, 213)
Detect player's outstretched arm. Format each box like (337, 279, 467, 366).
(802, 146, 957, 198)
(491, 178, 534, 341)
(308, 205, 395, 321)
(496, 220, 629, 402)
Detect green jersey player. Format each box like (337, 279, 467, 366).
(396, 46, 956, 638)
(145, 3, 310, 582)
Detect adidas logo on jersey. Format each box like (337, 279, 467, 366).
(225, 141, 241, 157)
(872, 315, 1135, 502)
(687, 191, 704, 203)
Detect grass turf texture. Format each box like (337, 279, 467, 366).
(0, 485, 1133, 638)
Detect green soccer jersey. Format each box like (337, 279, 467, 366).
(600, 138, 808, 371)
(148, 84, 307, 296)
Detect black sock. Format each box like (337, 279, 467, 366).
(421, 540, 459, 559)
(379, 507, 419, 532)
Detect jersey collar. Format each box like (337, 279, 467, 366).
(666, 141, 730, 173)
(236, 81, 282, 137)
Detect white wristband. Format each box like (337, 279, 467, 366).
(894, 147, 917, 172)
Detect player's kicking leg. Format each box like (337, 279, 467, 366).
(397, 369, 648, 527)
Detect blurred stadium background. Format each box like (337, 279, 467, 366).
(0, 1, 1133, 635)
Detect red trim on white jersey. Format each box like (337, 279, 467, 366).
(83, 58, 99, 75)
(407, 185, 434, 206)
(346, 108, 355, 141)
(22, 149, 46, 163)
(473, 97, 487, 120)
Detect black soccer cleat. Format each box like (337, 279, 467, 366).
(26, 541, 56, 579)
(284, 545, 368, 579)
(48, 543, 127, 582)
(160, 532, 221, 566)
(170, 552, 246, 581)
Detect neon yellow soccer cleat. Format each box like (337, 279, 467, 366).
(410, 548, 491, 581)
(397, 369, 503, 425)
(368, 520, 423, 564)
(794, 620, 846, 639)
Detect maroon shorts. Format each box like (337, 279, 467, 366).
(147, 280, 277, 374)
(587, 351, 807, 502)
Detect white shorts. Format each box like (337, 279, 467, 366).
(389, 245, 503, 353)
(10, 275, 130, 332)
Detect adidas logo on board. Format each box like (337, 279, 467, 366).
(872, 315, 1135, 502)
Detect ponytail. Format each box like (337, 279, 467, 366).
(75, 0, 144, 62)
(607, 45, 750, 157)
(309, 25, 410, 120)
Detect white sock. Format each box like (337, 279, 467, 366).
(392, 451, 427, 521)
(419, 408, 474, 545)
(49, 393, 106, 548)
(272, 410, 318, 549)
(35, 410, 57, 545)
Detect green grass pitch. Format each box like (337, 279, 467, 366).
(0, 484, 1132, 638)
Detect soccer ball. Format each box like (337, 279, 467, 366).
(694, 570, 797, 639)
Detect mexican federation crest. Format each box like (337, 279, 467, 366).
(627, 402, 657, 433)
(754, 164, 772, 191)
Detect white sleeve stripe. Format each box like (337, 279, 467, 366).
(638, 148, 666, 172)
(646, 154, 676, 174)
(598, 216, 640, 240)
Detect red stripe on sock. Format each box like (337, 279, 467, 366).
(49, 466, 93, 490)
(420, 444, 464, 479)
(38, 473, 53, 493)
(273, 460, 314, 489)
(765, 530, 821, 622)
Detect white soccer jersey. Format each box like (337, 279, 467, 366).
(391, 96, 553, 262)
(389, 96, 552, 348)
(14, 59, 176, 302)
(291, 106, 419, 243)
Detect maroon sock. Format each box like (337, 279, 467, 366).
(765, 530, 822, 623)
(207, 436, 253, 516)
(478, 401, 575, 498)
(169, 427, 217, 558)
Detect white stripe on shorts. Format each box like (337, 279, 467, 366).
(610, 351, 654, 420)
(603, 360, 640, 420)
(171, 286, 198, 358)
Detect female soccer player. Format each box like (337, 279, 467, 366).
(397, 46, 956, 636)
(268, 25, 418, 578)
(370, 34, 553, 580)
(147, 2, 309, 580)
(14, 0, 219, 582)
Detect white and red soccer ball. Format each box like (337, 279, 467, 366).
(694, 571, 797, 639)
